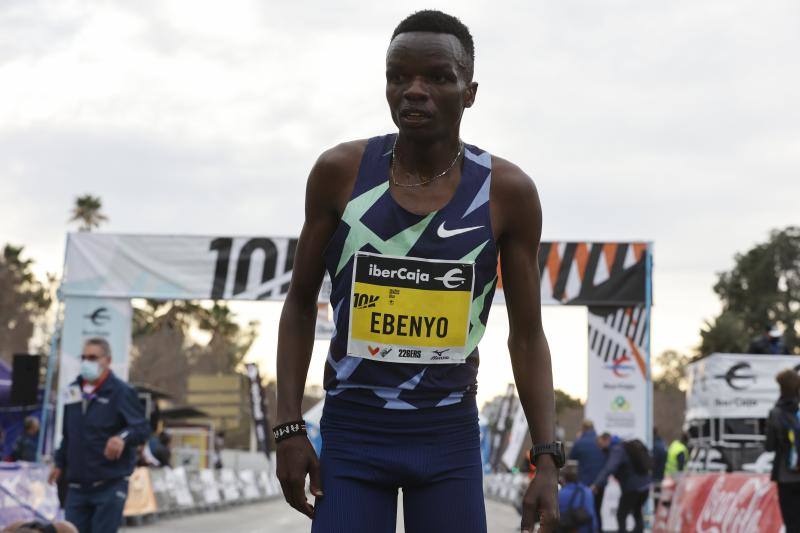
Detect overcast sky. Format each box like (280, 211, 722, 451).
(2, 0, 798, 404)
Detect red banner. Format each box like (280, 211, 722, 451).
(654, 473, 783, 533)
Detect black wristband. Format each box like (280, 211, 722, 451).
(272, 420, 307, 443)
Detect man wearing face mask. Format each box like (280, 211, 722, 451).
(48, 337, 149, 533)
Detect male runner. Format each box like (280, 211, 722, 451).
(275, 10, 559, 533)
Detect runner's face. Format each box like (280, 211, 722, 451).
(385, 32, 477, 141)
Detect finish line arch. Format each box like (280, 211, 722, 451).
(44, 233, 652, 455)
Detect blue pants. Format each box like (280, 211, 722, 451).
(65, 478, 128, 533)
(311, 394, 487, 533)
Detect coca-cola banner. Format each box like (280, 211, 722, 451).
(655, 473, 783, 533)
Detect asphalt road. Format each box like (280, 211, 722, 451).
(122, 495, 522, 532)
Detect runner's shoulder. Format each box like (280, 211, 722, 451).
(490, 154, 539, 205)
(312, 139, 369, 181)
(307, 139, 369, 208)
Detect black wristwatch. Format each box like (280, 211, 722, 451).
(530, 441, 565, 468)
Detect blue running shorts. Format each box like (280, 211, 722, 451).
(310, 394, 487, 533)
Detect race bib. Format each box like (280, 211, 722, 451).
(347, 252, 475, 364)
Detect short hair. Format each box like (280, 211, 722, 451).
(391, 10, 475, 80)
(776, 368, 800, 397)
(562, 462, 578, 484)
(581, 420, 594, 431)
(83, 337, 111, 358)
(599, 432, 612, 441)
(23, 416, 38, 431)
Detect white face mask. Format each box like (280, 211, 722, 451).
(80, 360, 102, 381)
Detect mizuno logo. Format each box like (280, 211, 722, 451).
(437, 222, 483, 239)
(433, 268, 466, 289)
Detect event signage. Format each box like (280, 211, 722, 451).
(245, 363, 272, 457)
(686, 353, 800, 420)
(585, 305, 649, 440)
(61, 234, 648, 306)
(55, 296, 132, 447)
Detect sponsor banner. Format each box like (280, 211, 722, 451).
(657, 473, 782, 533)
(0, 462, 60, 524)
(61, 233, 325, 302)
(686, 353, 800, 420)
(347, 252, 474, 364)
(489, 384, 516, 470)
(500, 398, 528, 470)
(245, 363, 272, 457)
(585, 305, 649, 440)
(494, 242, 650, 306)
(55, 296, 132, 448)
(61, 233, 648, 306)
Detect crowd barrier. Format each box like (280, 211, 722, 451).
(123, 464, 283, 525)
(0, 461, 283, 529)
(0, 463, 61, 525)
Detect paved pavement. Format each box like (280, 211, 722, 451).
(123, 495, 521, 532)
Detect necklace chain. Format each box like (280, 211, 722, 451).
(390, 136, 464, 188)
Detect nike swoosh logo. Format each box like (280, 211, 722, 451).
(437, 222, 484, 239)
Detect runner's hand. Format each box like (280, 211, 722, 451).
(276, 436, 322, 519)
(520, 456, 559, 533)
(48, 467, 61, 485)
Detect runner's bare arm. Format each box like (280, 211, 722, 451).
(276, 141, 363, 424)
(493, 158, 558, 532)
(275, 141, 363, 519)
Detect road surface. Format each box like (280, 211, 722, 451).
(122, 495, 521, 532)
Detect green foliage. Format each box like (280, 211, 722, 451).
(653, 349, 691, 391)
(698, 310, 750, 356)
(69, 194, 108, 232)
(129, 300, 259, 402)
(0, 245, 53, 361)
(554, 388, 582, 414)
(700, 226, 800, 355)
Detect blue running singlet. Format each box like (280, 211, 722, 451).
(321, 133, 499, 409)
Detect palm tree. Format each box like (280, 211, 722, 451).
(69, 194, 108, 232)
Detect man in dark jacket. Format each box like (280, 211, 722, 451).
(591, 433, 651, 533)
(569, 420, 607, 530)
(766, 368, 800, 531)
(49, 338, 149, 533)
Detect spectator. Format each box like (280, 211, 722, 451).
(151, 431, 172, 467)
(591, 433, 651, 533)
(11, 417, 40, 462)
(749, 324, 790, 355)
(651, 428, 668, 482)
(557, 463, 598, 533)
(651, 428, 668, 511)
(569, 420, 606, 530)
(664, 433, 689, 477)
(48, 337, 149, 533)
(213, 430, 225, 469)
(765, 368, 800, 531)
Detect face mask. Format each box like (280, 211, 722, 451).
(80, 360, 102, 382)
